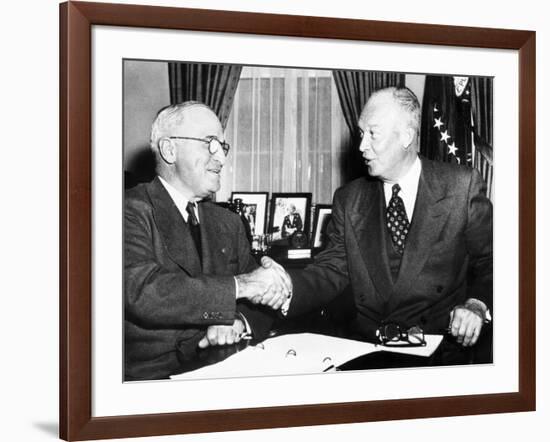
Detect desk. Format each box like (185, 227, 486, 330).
(171, 325, 491, 379)
(169, 242, 492, 378)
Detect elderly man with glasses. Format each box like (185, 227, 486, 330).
(124, 102, 288, 381)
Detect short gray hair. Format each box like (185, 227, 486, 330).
(149, 101, 213, 156)
(371, 86, 421, 134)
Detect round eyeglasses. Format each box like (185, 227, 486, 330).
(376, 323, 426, 347)
(168, 136, 230, 156)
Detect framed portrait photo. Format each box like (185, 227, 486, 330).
(312, 205, 333, 249)
(60, 1, 535, 440)
(231, 192, 269, 236)
(269, 193, 312, 241)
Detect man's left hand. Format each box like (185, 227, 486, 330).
(198, 319, 245, 349)
(449, 300, 487, 347)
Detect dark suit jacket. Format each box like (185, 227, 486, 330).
(288, 158, 492, 341)
(125, 177, 272, 380)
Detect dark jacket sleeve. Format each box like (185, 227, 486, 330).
(287, 187, 351, 317)
(464, 168, 493, 311)
(125, 199, 237, 329)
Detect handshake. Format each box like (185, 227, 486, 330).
(199, 257, 291, 349)
(236, 257, 292, 311)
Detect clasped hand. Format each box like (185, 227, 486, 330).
(236, 257, 291, 310)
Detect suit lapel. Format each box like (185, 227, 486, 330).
(146, 178, 202, 276)
(393, 159, 452, 293)
(350, 179, 394, 297)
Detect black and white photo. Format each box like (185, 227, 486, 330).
(60, 4, 536, 438)
(268, 193, 312, 242)
(230, 191, 269, 236)
(123, 59, 493, 382)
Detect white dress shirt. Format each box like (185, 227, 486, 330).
(158, 176, 200, 223)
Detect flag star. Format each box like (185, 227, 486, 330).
(440, 130, 451, 143)
(433, 104, 439, 113)
(447, 142, 458, 156)
(433, 117, 443, 129)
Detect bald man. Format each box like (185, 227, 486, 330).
(124, 102, 287, 380)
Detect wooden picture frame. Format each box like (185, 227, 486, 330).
(60, 1, 535, 440)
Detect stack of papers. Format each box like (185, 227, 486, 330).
(171, 333, 443, 380)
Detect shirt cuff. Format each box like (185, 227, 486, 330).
(465, 298, 491, 323)
(235, 311, 252, 335)
(280, 290, 293, 316)
(234, 276, 240, 299)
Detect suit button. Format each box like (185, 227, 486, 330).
(436, 286, 443, 293)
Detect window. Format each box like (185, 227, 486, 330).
(218, 67, 351, 205)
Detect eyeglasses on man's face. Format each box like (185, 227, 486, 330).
(376, 323, 427, 347)
(168, 136, 230, 157)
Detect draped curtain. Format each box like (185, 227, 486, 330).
(470, 77, 494, 199)
(333, 71, 405, 137)
(168, 62, 242, 128)
(333, 71, 405, 179)
(218, 67, 351, 206)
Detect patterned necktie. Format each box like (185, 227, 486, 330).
(386, 184, 410, 255)
(186, 202, 202, 263)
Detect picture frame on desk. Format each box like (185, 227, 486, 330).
(231, 191, 269, 236)
(312, 204, 333, 250)
(268, 192, 312, 243)
(60, 1, 535, 440)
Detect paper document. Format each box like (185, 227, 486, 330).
(171, 333, 443, 380)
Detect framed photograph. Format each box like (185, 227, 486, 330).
(231, 192, 269, 236)
(60, 1, 535, 440)
(269, 193, 312, 241)
(312, 205, 333, 249)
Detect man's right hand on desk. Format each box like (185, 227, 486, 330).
(198, 319, 245, 349)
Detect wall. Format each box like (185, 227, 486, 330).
(406, 74, 426, 108)
(1, 1, 546, 442)
(124, 60, 170, 178)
